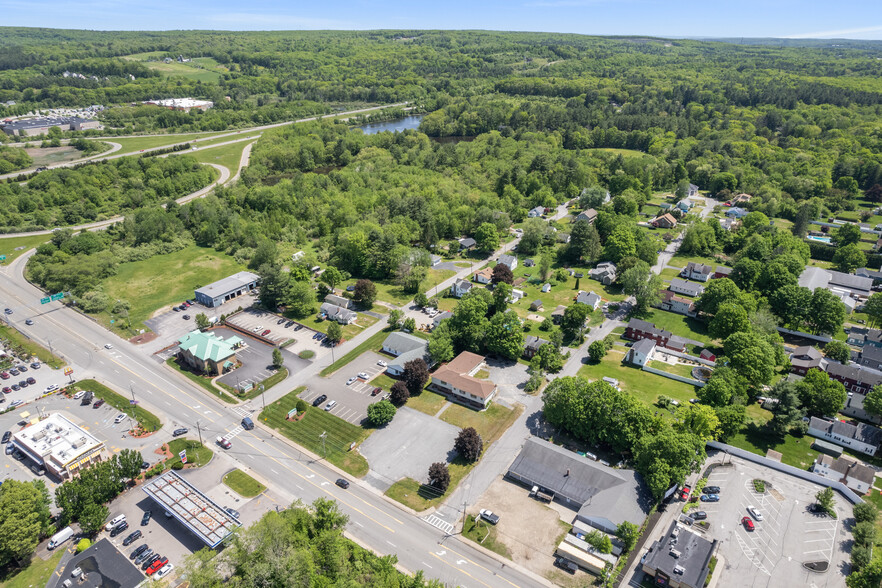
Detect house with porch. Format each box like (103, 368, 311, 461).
(812, 455, 876, 494)
(669, 278, 705, 298)
(659, 290, 695, 316)
(807, 417, 882, 456)
(430, 352, 497, 410)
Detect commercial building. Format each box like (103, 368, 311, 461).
(641, 522, 718, 588)
(430, 351, 497, 409)
(143, 471, 240, 548)
(807, 416, 882, 456)
(12, 413, 105, 480)
(506, 437, 651, 534)
(799, 266, 872, 301)
(1, 116, 101, 137)
(194, 271, 260, 308)
(381, 332, 430, 377)
(144, 98, 214, 111)
(177, 330, 242, 375)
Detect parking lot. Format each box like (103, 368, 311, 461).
(225, 308, 299, 346)
(683, 452, 852, 588)
(0, 358, 70, 409)
(299, 351, 388, 424)
(209, 327, 305, 392)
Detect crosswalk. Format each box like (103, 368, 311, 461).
(222, 425, 244, 440)
(423, 514, 455, 535)
(231, 405, 252, 419)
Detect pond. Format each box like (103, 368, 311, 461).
(355, 114, 424, 135)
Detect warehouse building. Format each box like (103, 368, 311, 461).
(12, 413, 106, 480)
(194, 271, 260, 308)
(0, 116, 101, 137)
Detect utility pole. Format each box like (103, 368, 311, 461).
(259, 384, 266, 413)
(128, 384, 137, 429)
(196, 420, 203, 446)
(319, 431, 327, 458)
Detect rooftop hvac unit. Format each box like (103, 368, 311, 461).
(673, 565, 685, 575)
(54, 426, 63, 433)
(670, 549, 681, 558)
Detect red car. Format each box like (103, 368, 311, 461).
(679, 485, 691, 501)
(371, 387, 382, 396)
(1, 387, 10, 394)
(146, 557, 168, 575)
(0, 372, 8, 380)
(741, 516, 755, 531)
(261, 329, 271, 336)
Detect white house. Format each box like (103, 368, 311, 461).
(808, 417, 882, 456)
(626, 338, 656, 366)
(812, 455, 876, 494)
(451, 279, 473, 298)
(319, 303, 357, 325)
(473, 267, 493, 284)
(575, 290, 601, 310)
(669, 278, 705, 298)
(498, 254, 518, 271)
(688, 183, 699, 198)
(541, 283, 551, 293)
(681, 262, 713, 282)
(528, 206, 545, 218)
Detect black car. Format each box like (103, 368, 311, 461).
(277, 318, 285, 325)
(224, 507, 241, 519)
(312, 394, 328, 407)
(18, 380, 27, 388)
(172, 427, 188, 437)
(93, 398, 105, 408)
(110, 521, 129, 537)
(141, 511, 152, 526)
(10, 384, 19, 391)
(690, 511, 708, 520)
(9, 369, 18, 376)
(182, 314, 190, 320)
(131, 544, 149, 560)
(703, 486, 721, 494)
(122, 530, 142, 546)
(17, 366, 27, 372)
(142, 554, 161, 571)
(172, 306, 181, 312)
(335, 478, 350, 489)
(141, 461, 149, 469)
(1, 431, 9, 444)
(26, 377, 36, 385)
(134, 549, 154, 565)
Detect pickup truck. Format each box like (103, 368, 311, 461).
(530, 485, 553, 502)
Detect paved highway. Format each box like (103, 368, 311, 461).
(0, 252, 548, 588)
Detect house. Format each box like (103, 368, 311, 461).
(432, 311, 452, 329)
(713, 266, 732, 279)
(843, 391, 882, 425)
(790, 346, 825, 376)
(430, 351, 497, 409)
(669, 278, 705, 298)
(642, 522, 718, 588)
(688, 184, 699, 198)
(812, 455, 876, 494)
(381, 332, 430, 377)
(551, 305, 567, 324)
(859, 345, 882, 371)
(699, 349, 716, 362)
(681, 262, 713, 282)
(458, 237, 476, 251)
(575, 208, 598, 224)
(324, 294, 351, 309)
(524, 258, 535, 267)
(807, 417, 882, 456)
(732, 193, 752, 205)
(540, 283, 551, 293)
(825, 362, 882, 396)
(530, 299, 543, 311)
(194, 271, 260, 308)
(506, 437, 651, 534)
(659, 202, 673, 211)
(589, 262, 617, 285)
(626, 338, 656, 366)
(576, 290, 602, 310)
(320, 303, 357, 325)
(451, 279, 473, 298)
(524, 336, 548, 359)
(177, 330, 241, 375)
(653, 213, 678, 229)
(847, 327, 882, 349)
(498, 254, 518, 271)
(799, 266, 873, 300)
(528, 205, 546, 218)
(659, 290, 695, 316)
(556, 232, 571, 244)
(430, 254, 443, 267)
(726, 206, 748, 218)
(473, 267, 493, 284)
(625, 318, 672, 347)
(719, 217, 740, 232)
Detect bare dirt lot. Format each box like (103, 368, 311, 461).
(473, 476, 592, 586)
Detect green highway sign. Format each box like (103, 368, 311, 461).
(40, 297, 50, 305)
(50, 292, 64, 301)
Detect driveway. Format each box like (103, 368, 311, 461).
(359, 406, 461, 491)
(485, 357, 530, 403)
(299, 351, 389, 424)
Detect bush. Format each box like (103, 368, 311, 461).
(753, 479, 766, 493)
(854, 502, 879, 524)
(76, 538, 91, 553)
(172, 461, 184, 470)
(428, 462, 450, 492)
(390, 381, 409, 406)
(299, 350, 315, 359)
(295, 399, 309, 414)
(367, 400, 396, 426)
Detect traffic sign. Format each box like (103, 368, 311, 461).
(129, 400, 138, 405)
(179, 450, 188, 465)
(40, 297, 50, 305)
(50, 292, 64, 301)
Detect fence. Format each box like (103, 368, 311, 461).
(642, 365, 705, 388)
(776, 326, 832, 343)
(706, 441, 863, 504)
(658, 347, 716, 367)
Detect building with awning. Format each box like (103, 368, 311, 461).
(12, 413, 105, 479)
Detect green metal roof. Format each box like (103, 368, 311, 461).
(178, 330, 237, 363)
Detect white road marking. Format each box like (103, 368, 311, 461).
(421, 562, 433, 569)
(386, 540, 396, 547)
(271, 469, 279, 475)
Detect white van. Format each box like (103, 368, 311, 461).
(48, 526, 74, 550)
(105, 514, 126, 531)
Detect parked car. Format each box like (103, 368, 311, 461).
(1, 431, 10, 444)
(18, 380, 27, 388)
(146, 557, 169, 576)
(93, 398, 105, 408)
(141, 511, 152, 526)
(111, 525, 129, 541)
(17, 365, 26, 373)
(294, 324, 303, 331)
(216, 437, 232, 449)
(747, 506, 763, 521)
(252, 326, 263, 332)
(479, 509, 500, 525)
(26, 377, 35, 385)
(173, 306, 181, 312)
(261, 329, 271, 336)
(3, 308, 11, 314)
(182, 314, 190, 320)
(173, 427, 188, 437)
(5, 444, 14, 455)
(377, 360, 387, 367)
(9, 369, 19, 376)
(679, 485, 691, 501)
(105, 514, 126, 531)
(277, 318, 285, 325)
(10, 399, 22, 407)
(134, 549, 154, 565)
(346, 377, 357, 385)
(142, 554, 162, 571)
(44, 384, 58, 393)
(0, 372, 8, 380)
(122, 530, 142, 546)
(324, 400, 337, 411)
(154, 563, 174, 579)
(104, 344, 113, 349)
(700, 494, 720, 502)
(346, 285, 355, 292)
(689, 511, 707, 520)
(335, 478, 350, 489)
(371, 387, 382, 396)
(224, 507, 241, 519)
(30, 362, 40, 369)
(742, 516, 755, 531)
(703, 486, 721, 494)
(114, 414, 127, 424)
(1, 387, 8, 394)
(25, 319, 33, 326)
(357, 372, 369, 380)
(312, 394, 328, 407)
(131, 544, 149, 559)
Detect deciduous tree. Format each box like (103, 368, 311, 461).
(0, 480, 51, 567)
(403, 358, 429, 395)
(272, 348, 284, 369)
(428, 321, 455, 364)
(708, 303, 750, 340)
(390, 381, 409, 406)
(491, 263, 514, 285)
(796, 368, 847, 417)
(723, 331, 776, 387)
(823, 340, 850, 364)
(367, 400, 396, 426)
(474, 223, 499, 253)
(454, 427, 484, 462)
(352, 279, 377, 307)
(484, 311, 524, 360)
(326, 321, 343, 344)
(833, 243, 866, 273)
(428, 462, 450, 492)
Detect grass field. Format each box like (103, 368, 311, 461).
(25, 144, 111, 166)
(406, 390, 448, 416)
(71, 379, 162, 431)
(185, 139, 255, 173)
(643, 309, 712, 347)
(165, 358, 238, 404)
(319, 328, 391, 376)
(223, 468, 266, 497)
(440, 402, 523, 446)
(167, 438, 213, 467)
(111, 131, 232, 154)
(142, 60, 222, 82)
(102, 244, 245, 327)
(462, 514, 512, 558)
(0, 233, 50, 264)
(0, 324, 64, 368)
(384, 457, 474, 511)
(298, 312, 379, 342)
(727, 424, 820, 470)
(588, 148, 646, 159)
(578, 349, 698, 407)
(340, 269, 455, 306)
(0, 550, 64, 588)
(260, 388, 370, 477)
(669, 253, 722, 269)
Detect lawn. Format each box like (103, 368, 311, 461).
(223, 468, 266, 497)
(578, 349, 698, 407)
(0, 233, 50, 264)
(660, 268, 682, 280)
(727, 424, 820, 470)
(462, 514, 512, 558)
(166, 358, 238, 404)
(260, 388, 370, 477)
(643, 309, 712, 347)
(185, 139, 255, 173)
(319, 328, 391, 376)
(111, 131, 232, 154)
(298, 312, 379, 342)
(142, 60, 222, 82)
(71, 379, 162, 431)
(440, 402, 523, 446)
(167, 438, 213, 467)
(668, 253, 722, 269)
(405, 390, 448, 416)
(647, 360, 698, 378)
(340, 269, 455, 306)
(588, 148, 646, 159)
(384, 457, 474, 511)
(0, 324, 64, 368)
(101, 244, 246, 328)
(26, 143, 111, 167)
(0, 550, 64, 588)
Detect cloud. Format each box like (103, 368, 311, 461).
(785, 25, 882, 38)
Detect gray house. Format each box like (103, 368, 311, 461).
(381, 332, 431, 376)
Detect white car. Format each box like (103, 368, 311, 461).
(104, 343, 113, 349)
(377, 360, 387, 368)
(114, 414, 126, 424)
(346, 377, 357, 385)
(72, 390, 85, 400)
(747, 506, 763, 521)
(154, 563, 174, 579)
(44, 384, 58, 393)
(357, 372, 369, 380)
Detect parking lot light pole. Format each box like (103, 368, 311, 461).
(259, 384, 265, 413)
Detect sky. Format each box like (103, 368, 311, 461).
(4, 0, 882, 40)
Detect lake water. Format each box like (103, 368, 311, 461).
(355, 114, 424, 135)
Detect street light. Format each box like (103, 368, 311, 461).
(259, 384, 266, 413)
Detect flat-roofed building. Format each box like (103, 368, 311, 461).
(194, 271, 260, 308)
(12, 413, 105, 480)
(642, 522, 718, 588)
